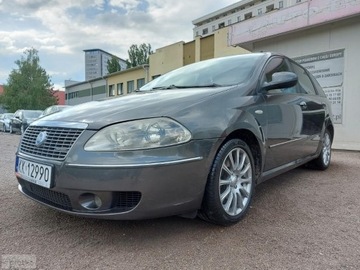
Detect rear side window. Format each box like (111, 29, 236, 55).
(290, 62, 317, 95)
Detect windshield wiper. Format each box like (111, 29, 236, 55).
(187, 83, 224, 88)
(151, 83, 224, 90)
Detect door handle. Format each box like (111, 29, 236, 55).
(299, 101, 307, 109)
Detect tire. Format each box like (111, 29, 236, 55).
(308, 129, 332, 170)
(199, 139, 255, 226)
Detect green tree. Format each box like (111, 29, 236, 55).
(106, 56, 121, 74)
(126, 43, 152, 68)
(1, 48, 56, 112)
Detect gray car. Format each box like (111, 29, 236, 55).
(15, 53, 334, 225)
(10, 110, 43, 134)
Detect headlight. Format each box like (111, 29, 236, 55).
(84, 117, 192, 151)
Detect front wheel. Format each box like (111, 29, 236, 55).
(308, 129, 332, 170)
(199, 139, 255, 226)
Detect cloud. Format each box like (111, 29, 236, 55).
(0, 0, 236, 87)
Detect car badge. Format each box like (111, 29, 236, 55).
(35, 131, 48, 147)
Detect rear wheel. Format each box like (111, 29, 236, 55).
(308, 129, 332, 170)
(199, 139, 255, 226)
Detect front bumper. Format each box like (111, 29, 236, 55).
(16, 130, 219, 219)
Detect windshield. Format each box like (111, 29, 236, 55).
(23, 111, 42, 118)
(140, 54, 263, 91)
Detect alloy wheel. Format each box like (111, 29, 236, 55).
(322, 132, 331, 166)
(219, 147, 253, 216)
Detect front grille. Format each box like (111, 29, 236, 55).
(20, 180, 72, 211)
(20, 126, 84, 160)
(113, 191, 142, 212)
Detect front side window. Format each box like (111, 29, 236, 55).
(290, 62, 316, 95)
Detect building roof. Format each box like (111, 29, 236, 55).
(105, 64, 149, 78)
(83, 48, 126, 62)
(192, 0, 253, 25)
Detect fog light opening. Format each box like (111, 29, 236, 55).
(79, 193, 102, 210)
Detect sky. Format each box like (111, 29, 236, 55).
(0, 0, 236, 90)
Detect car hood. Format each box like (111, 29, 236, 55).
(25, 118, 38, 123)
(34, 87, 234, 130)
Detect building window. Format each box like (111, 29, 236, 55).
(218, 22, 225, 29)
(108, 84, 114, 96)
(212, 25, 215, 32)
(202, 28, 208, 35)
(296, 0, 301, 3)
(244, 12, 252, 20)
(195, 31, 199, 36)
(258, 8, 263, 15)
(137, 78, 145, 89)
(117, 83, 123, 95)
(152, 74, 161, 80)
(68, 92, 78, 99)
(279, 1, 284, 8)
(237, 16, 241, 22)
(266, 4, 275, 12)
(127, 80, 134, 93)
(228, 19, 232, 25)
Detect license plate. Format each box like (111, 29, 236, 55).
(15, 157, 53, 188)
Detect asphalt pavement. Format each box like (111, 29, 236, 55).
(0, 132, 359, 270)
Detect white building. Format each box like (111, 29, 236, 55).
(194, 0, 360, 150)
(193, 0, 300, 38)
(84, 49, 127, 80)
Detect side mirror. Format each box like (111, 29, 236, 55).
(262, 72, 298, 91)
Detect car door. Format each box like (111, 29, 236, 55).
(260, 57, 308, 171)
(12, 111, 21, 131)
(16, 111, 24, 131)
(289, 60, 326, 156)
